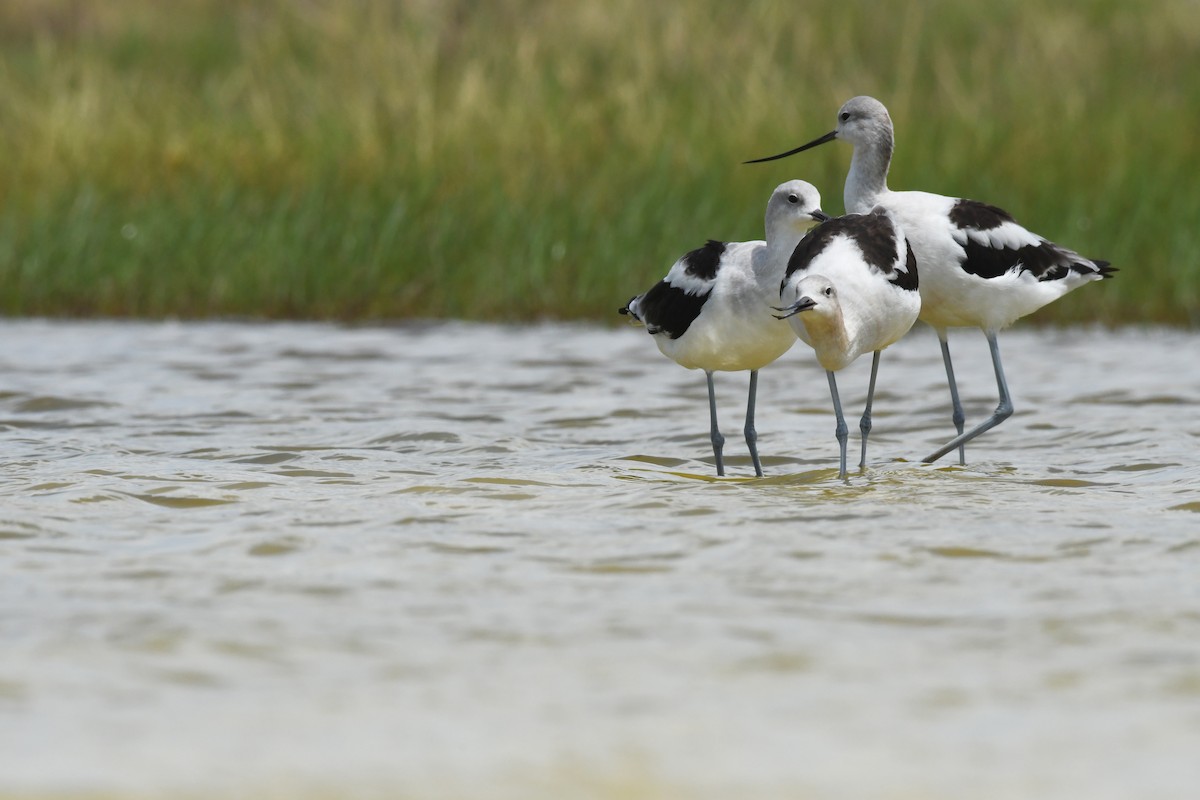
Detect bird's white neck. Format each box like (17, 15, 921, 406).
(763, 226, 808, 279)
(764, 234, 795, 263)
(800, 307, 854, 372)
(844, 133, 893, 214)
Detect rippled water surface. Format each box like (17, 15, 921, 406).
(2, 319, 1198, 799)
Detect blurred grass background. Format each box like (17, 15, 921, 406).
(0, 0, 1195, 323)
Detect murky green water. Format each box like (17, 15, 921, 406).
(1, 319, 1198, 799)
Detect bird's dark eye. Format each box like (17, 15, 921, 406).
(824, 286, 834, 296)
(787, 194, 800, 204)
(839, 111, 850, 122)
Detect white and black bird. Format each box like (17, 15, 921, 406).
(748, 96, 1115, 464)
(773, 207, 920, 478)
(620, 180, 829, 477)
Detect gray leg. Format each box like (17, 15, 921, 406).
(744, 369, 763, 478)
(827, 370, 849, 480)
(923, 330, 1013, 463)
(706, 370, 725, 477)
(931, 331, 966, 465)
(859, 351, 880, 470)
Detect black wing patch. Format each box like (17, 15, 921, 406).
(950, 199, 1111, 282)
(785, 210, 901, 281)
(681, 240, 726, 280)
(621, 240, 725, 337)
(948, 199, 1016, 230)
(891, 241, 919, 291)
(960, 238, 1077, 281)
(632, 279, 711, 339)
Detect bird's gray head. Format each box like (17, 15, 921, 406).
(832, 96, 893, 149)
(765, 179, 830, 235)
(744, 95, 894, 164)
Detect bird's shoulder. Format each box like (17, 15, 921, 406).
(785, 209, 905, 280)
(663, 239, 728, 285)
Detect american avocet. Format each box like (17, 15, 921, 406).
(748, 96, 1115, 464)
(620, 180, 829, 477)
(773, 206, 920, 478)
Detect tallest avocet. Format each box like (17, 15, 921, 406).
(747, 96, 1115, 464)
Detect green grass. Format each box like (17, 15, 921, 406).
(0, 0, 1196, 324)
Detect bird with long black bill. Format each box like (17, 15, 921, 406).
(748, 96, 1114, 465)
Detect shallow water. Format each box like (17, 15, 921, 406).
(1, 318, 1198, 799)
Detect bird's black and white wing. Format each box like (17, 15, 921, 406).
(948, 199, 1114, 283)
(619, 239, 726, 339)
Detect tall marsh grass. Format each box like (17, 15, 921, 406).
(0, 0, 1196, 323)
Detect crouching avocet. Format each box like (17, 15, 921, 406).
(620, 180, 829, 477)
(774, 206, 920, 478)
(749, 96, 1115, 465)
